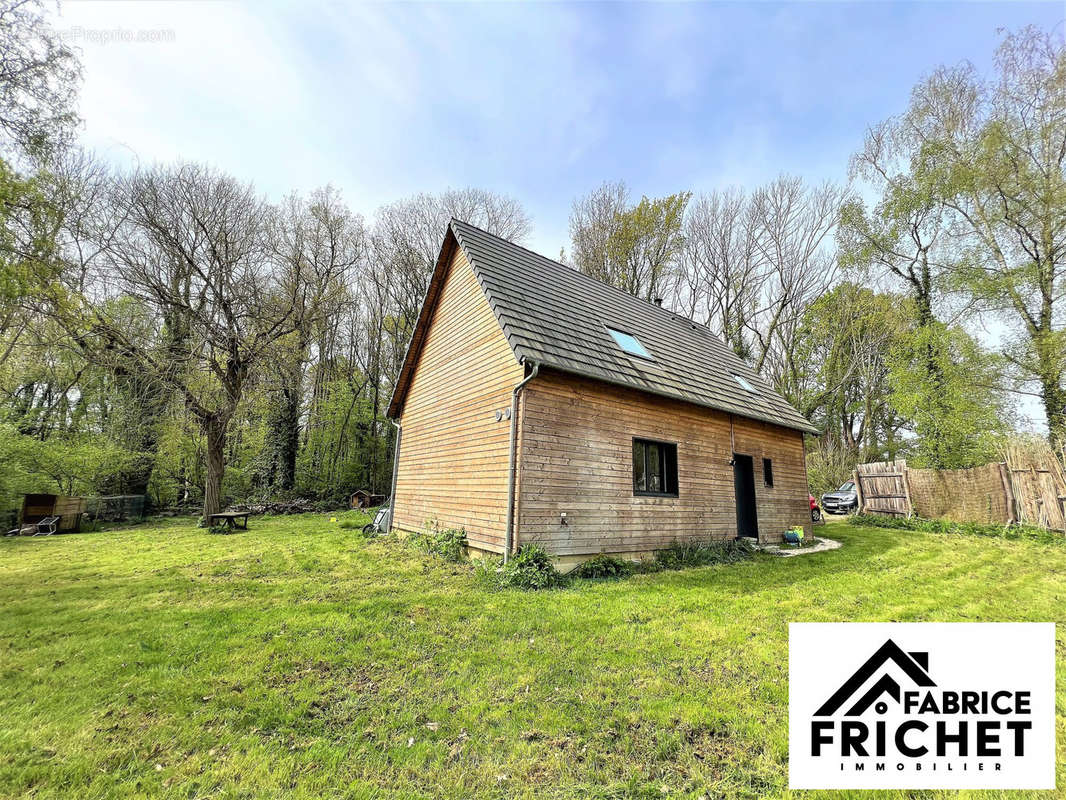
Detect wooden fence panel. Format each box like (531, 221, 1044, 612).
(906, 463, 1013, 524)
(855, 460, 910, 517)
(854, 457, 1066, 532)
(1008, 465, 1066, 531)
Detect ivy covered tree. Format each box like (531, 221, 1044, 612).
(887, 321, 1010, 468)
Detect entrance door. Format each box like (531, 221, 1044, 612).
(733, 453, 759, 539)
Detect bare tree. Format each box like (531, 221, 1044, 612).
(68, 163, 304, 519)
(261, 186, 366, 491)
(747, 176, 846, 384)
(371, 187, 531, 382)
(673, 176, 845, 392)
(672, 189, 763, 358)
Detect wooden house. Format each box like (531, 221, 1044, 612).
(386, 220, 817, 564)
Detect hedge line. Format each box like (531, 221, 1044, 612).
(850, 513, 1065, 544)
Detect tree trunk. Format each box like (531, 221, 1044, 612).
(263, 345, 305, 493)
(277, 383, 299, 490)
(122, 418, 161, 500)
(1040, 371, 1066, 448)
(203, 416, 226, 520)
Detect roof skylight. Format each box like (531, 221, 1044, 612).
(607, 327, 653, 359)
(733, 373, 755, 392)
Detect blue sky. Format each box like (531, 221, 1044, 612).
(53, 1, 1062, 258)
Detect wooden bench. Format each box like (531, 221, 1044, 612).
(207, 511, 250, 530)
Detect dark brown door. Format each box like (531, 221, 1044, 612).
(733, 454, 759, 539)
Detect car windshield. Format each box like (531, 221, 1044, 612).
(839, 481, 854, 491)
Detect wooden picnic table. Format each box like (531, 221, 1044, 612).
(208, 511, 250, 530)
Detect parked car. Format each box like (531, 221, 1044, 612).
(809, 494, 821, 523)
(821, 481, 858, 514)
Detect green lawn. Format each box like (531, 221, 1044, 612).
(1, 514, 1063, 799)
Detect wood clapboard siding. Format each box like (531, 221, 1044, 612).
(731, 414, 812, 541)
(515, 369, 810, 556)
(392, 247, 523, 552)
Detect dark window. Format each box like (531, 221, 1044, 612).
(763, 457, 774, 487)
(633, 439, 678, 496)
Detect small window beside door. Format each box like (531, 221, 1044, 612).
(763, 457, 774, 487)
(633, 438, 678, 496)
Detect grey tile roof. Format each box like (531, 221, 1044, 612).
(390, 218, 817, 435)
(452, 219, 818, 435)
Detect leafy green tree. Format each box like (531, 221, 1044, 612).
(0, 0, 81, 398)
(838, 188, 945, 328)
(0, 0, 80, 155)
(0, 423, 146, 501)
(792, 283, 911, 459)
(606, 192, 691, 301)
(297, 373, 388, 501)
(888, 321, 1010, 468)
(0, 159, 58, 303)
(147, 412, 204, 509)
(569, 181, 691, 301)
(796, 283, 1009, 474)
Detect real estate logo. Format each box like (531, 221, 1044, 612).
(788, 623, 1055, 790)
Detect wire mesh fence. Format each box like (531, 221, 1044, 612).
(84, 495, 147, 524)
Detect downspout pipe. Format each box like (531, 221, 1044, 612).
(504, 360, 539, 562)
(386, 417, 402, 533)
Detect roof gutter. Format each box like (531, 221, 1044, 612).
(504, 360, 539, 563)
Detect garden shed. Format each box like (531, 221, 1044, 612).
(20, 494, 86, 533)
(350, 490, 386, 510)
(386, 220, 817, 563)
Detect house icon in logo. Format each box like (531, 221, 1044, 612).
(815, 639, 936, 717)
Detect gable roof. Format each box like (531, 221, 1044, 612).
(388, 218, 818, 435)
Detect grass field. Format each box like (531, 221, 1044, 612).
(1, 513, 1063, 799)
